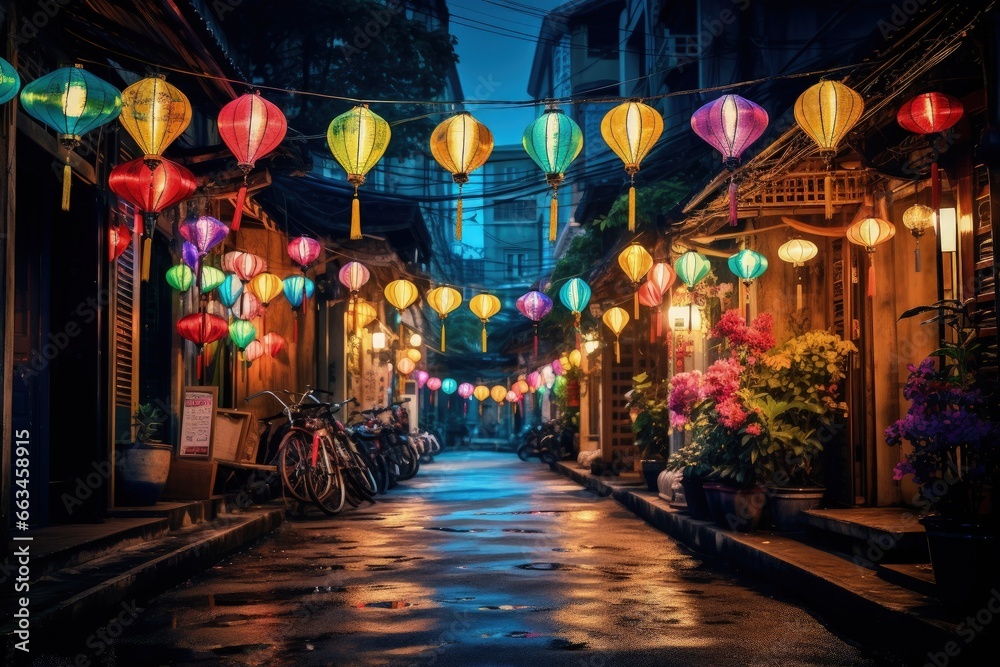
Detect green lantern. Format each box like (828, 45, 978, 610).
(20, 64, 122, 211)
(523, 108, 583, 242)
(229, 318, 257, 350)
(674, 251, 711, 288)
(165, 264, 194, 292)
(200, 266, 226, 294)
(0, 57, 21, 105)
(727, 248, 768, 283)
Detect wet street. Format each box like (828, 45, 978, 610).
(37, 452, 890, 666)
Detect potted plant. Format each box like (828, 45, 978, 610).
(666, 438, 715, 520)
(626, 372, 672, 491)
(886, 299, 999, 610)
(115, 403, 173, 506)
(753, 330, 855, 531)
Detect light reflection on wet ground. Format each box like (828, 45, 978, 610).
(31, 452, 898, 666)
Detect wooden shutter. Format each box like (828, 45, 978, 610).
(113, 232, 140, 410)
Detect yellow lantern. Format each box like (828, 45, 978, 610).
(354, 301, 377, 330)
(568, 349, 582, 368)
(473, 384, 490, 402)
(247, 272, 283, 307)
(119, 75, 192, 169)
(602, 306, 630, 363)
(426, 286, 463, 352)
(490, 385, 507, 403)
(429, 112, 494, 241)
(618, 243, 653, 318)
(777, 239, 819, 311)
(469, 293, 501, 353)
(384, 278, 418, 340)
(559, 353, 571, 370)
(397, 357, 416, 376)
(600, 100, 663, 232)
(406, 348, 422, 363)
(327, 105, 391, 240)
(793, 80, 864, 219)
(846, 217, 895, 298)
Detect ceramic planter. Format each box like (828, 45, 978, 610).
(640, 459, 667, 492)
(115, 442, 173, 506)
(702, 481, 728, 525)
(679, 477, 712, 520)
(715, 484, 767, 532)
(920, 516, 1000, 611)
(767, 486, 825, 532)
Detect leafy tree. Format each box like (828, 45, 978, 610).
(594, 180, 691, 231)
(225, 0, 458, 158)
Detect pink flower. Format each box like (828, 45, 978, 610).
(668, 371, 705, 427)
(745, 423, 762, 436)
(716, 396, 748, 429)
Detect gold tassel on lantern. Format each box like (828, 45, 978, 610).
(628, 185, 636, 232)
(481, 325, 487, 353)
(141, 237, 152, 282)
(456, 197, 463, 242)
(824, 173, 834, 220)
(549, 196, 558, 242)
(62, 162, 72, 211)
(614, 338, 620, 363)
(634, 292, 640, 320)
(441, 323, 446, 353)
(350, 191, 362, 240)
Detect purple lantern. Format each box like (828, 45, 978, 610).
(690, 94, 768, 226)
(415, 370, 429, 389)
(181, 241, 200, 270)
(516, 290, 553, 356)
(179, 215, 230, 288)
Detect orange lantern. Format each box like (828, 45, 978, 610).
(397, 357, 416, 376)
(846, 217, 895, 298)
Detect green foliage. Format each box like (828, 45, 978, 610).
(131, 403, 167, 443)
(227, 0, 458, 158)
(594, 181, 690, 231)
(627, 372, 671, 459)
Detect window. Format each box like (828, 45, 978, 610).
(506, 253, 527, 280)
(493, 199, 536, 221)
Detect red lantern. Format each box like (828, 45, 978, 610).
(176, 312, 229, 379)
(108, 157, 197, 236)
(263, 331, 285, 358)
(108, 222, 131, 262)
(897, 92, 964, 223)
(637, 280, 663, 342)
(217, 92, 287, 231)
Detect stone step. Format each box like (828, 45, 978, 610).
(878, 562, 938, 598)
(105, 497, 227, 530)
(802, 508, 929, 564)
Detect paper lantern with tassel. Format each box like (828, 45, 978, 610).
(559, 278, 591, 350)
(647, 262, 675, 296)
(109, 223, 131, 262)
(638, 280, 663, 343)
(217, 274, 243, 309)
(338, 260, 371, 333)
(283, 275, 315, 343)
(200, 266, 226, 294)
(513, 380, 529, 396)
(794, 80, 864, 220)
(176, 312, 228, 380)
(118, 75, 191, 170)
(902, 204, 934, 272)
(602, 307, 629, 363)
(244, 339, 264, 364)
(20, 64, 122, 211)
(287, 236, 322, 271)
(846, 217, 895, 298)
(397, 357, 416, 376)
(384, 279, 418, 341)
(263, 332, 286, 359)
(217, 92, 287, 231)
(354, 301, 378, 330)
(327, 105, 391, 240)
(600, 100, 663, 232)
(178, 215, 229, 279)
(618, 243, 653, 318)
(108, 157, 197, 237)
(232, 252, 267, 284)
(426, 286, 462, 352)
(0, 57, 21, 105)
(231, 292, 262, 321)
(674, 251, 710, 331)
(728, 248, 768, 322)
(248, 273, 283, 307)
(897, 93, 964, 228)
(473, 384, 490, 415)
(430, 112, 494, 241)
(442, 378, 458, 394)
(777, 238, 818, 310)
(415, 370, 429, 389)
(458, 381, 475, 415)
(690, 94, 768, 226)
(527, 372, 541, 391)
(516, 290, 553, 356)
(427, 377, 442, 392)
(522, 107, 583, 242)
(469, 293, 501, 353)
(229, 318, 258, 381)
(165, 264, 194, 293)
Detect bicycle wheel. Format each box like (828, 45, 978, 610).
(307, 439, 346, 515)
(396, 443, 420, 481)
(517, 442, 533, 461)
(278, 430, 312, 502)
(345, 439, 378, 499)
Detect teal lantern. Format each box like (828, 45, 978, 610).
(674, 251, 710, 332)
(200, 266, 226, 294)
(523, 107, 583, 242)
(165, 264, 194, 293)
(282, 275, 315, 309)
(0, 57, 21, 105)
(441, 378, 458, 395)
(728, 248, 768, 322)
(674, 251, 711, 288)
(229, 318, 257, 350)
(559, 277, 591, 350)
(20, 65, 122, 211)
(217, 274, 243, 309)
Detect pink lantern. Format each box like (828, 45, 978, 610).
(231, 292, 262, 320)
(221, 251, 243, 273)
(515, 290, 554, 356)
(288, 236, 322, 271)
(506, 390, 519, 403)
(638, 280, 664, 342)
(263, 332, 285, 358)
(244, 339, 264, 362)
(415, 370, 429, 389)
(527, 371, 541, 391)
(690, 94, 768, 226)
(339, 260, 371, 331)
(232, 252, 267, 284)
(457, 381, 474, 415)
(427, 377, 442, 391)
(647, 262, 676, 295)
(552, 359, 565, 376)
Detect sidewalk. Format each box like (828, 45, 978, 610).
(552, 460, 998, 666)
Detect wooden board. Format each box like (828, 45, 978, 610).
(161, 458, 218, 500)
(179, 386, 218, 458)
(214, 409, 252, 463)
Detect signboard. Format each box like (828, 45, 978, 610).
(179, 386, 218, 458)
(213, 409, 252, 463)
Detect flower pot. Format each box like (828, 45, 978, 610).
(920, 516, 1000, 611)
(702, 482, 728, 525)
(641, 459, 667, 492)
(680, 477, 712, 521)
(657, 468, 680, 502)
(767, 486, 825, 532)
(715, 484, 767, 532)
(115, 443, 173, 506)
